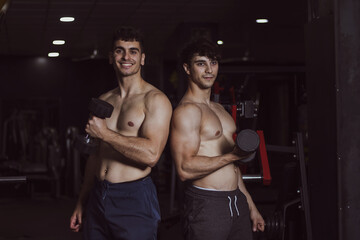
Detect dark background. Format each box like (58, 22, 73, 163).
(1, 0, 360, 240)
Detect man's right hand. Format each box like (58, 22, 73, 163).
(70, 207, 83, 232)
(231, 145, 250, 157)
(231, 145, 256, 164)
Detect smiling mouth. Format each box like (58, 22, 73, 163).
(120, 62, 133, 66)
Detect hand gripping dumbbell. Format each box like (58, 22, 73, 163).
(74, 98, 114, 154)
(236, 129, 260, 163)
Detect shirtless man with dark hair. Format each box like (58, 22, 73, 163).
(70, 26, 172, 240)
(170, 38, 265, 240)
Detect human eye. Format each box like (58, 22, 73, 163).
(114, 48, 123, 55)
(130, 50, 138, 55)
(211, 60, 218, 65)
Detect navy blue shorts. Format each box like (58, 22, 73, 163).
(83, 176, 161, 240)
(183, 186, 253, 240)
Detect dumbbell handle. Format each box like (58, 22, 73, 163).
(86, 98, 114, 138)
(74, 98, 114, 155)
(85, 134, 91, 143)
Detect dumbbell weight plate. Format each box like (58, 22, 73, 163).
(239, 152, 256, 163)
(265, 211, 285, 240)
(236, 129, 259, 152)
(88, 98, 114, 119)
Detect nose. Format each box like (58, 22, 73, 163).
(121, 50, 130, 60)
(205, 64, 213, 73)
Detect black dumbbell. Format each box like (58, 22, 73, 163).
(236, 129, 259, 163)
(74, 98, 114, 154)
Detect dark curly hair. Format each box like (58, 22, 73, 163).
(180, 38, 221, 66)
(112, 26, 145, 53)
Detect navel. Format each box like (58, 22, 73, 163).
(215, 130, 220, 136)
(128, 121, 134, 127)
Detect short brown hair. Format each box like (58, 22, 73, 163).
(180, 38, 221, 66)
(112, 26, 145, 53)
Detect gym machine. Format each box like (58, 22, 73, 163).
(264, 133, 312, 240)
(213, 79, 311, 240)
(0, 106, 63, 197)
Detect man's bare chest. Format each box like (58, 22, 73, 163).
(200, 106, 235, 141)
(106, 99, 145, 134)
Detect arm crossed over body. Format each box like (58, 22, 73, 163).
(170, 103, 240, 181)
(87, 91, 172, 167)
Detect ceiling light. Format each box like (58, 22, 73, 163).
(36, 57, 47, 65)
(256, 19, 269, 24)
(53, 40, 65, 45)
(217, 40, 224, 45)
(60, 17, 75, 22)
(48, 52, 59, 57)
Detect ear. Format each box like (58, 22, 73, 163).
(183, 63, 190, 75)
(141, 53, 145, 66)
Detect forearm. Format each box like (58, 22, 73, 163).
(237, 169, 256, 210)
(102, 129, 160, 167)
(238, 168, 265, 231)
(177, 152, 238, 181)
(76, 155, 97, 207)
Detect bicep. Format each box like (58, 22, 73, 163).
(140, 94, 172, 149)
(170, 107, 201, 166)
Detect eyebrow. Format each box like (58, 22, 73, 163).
(193, 60, 207, 63)
(193, 59, 217, 64)
(114, 46, 140, 52)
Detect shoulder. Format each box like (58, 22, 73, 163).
(144, 87, 168, 102)
(172, 102, 202, 125)
(144, 88, 172, 110)
(98, 88, 119, 102)
(211, 101, 226, 110)
(174, 101, 201, 114)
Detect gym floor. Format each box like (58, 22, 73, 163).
(0, 194, 182, 240)
(0, 182, 275, 240)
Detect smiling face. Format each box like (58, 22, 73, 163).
(184, 54, 219, 89)
(109, 40, 145, 77)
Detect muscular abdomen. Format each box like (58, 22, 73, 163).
(194, 136, 239, 190)
(97, 142, 151, 183)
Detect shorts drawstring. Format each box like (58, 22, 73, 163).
(234, 196, 240, 216)
(228, 195, 240, 218)
(227, 196, 233, 217)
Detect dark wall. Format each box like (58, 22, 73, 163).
(336, 0, 360, 239)
(305, 0, 360, 239)
(305, 16, 338, 239)
(0, 56, 117, 150)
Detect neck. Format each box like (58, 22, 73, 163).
(185, 83, 212, 104)
(116, 73, 144, 97)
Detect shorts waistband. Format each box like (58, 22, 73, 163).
(186, 185, 240, 198)
(95, 175, 152, 190)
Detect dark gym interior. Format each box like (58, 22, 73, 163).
(0, 0, 359, 239)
